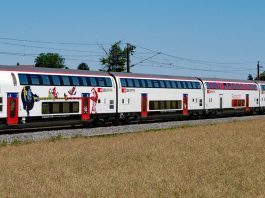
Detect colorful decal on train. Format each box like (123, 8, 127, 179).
(90, 88, 98, 113)
(48, 87, 59, 99)
(68, 86, 77, 96)
(21, 86, 40, 116)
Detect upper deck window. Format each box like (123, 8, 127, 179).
(41, 75, 51, 85)
(18, 74, 29, 85)
(30, 75, 40, 85)
(90, 77, 97, 87)
(105, 78, 112, 87)
(71, 76, 80, 86)
(51, 76, 61, 86)
(97, 78, 106, 87)
(61, 76, 70, 86)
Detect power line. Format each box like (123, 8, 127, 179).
(0, 37, 111, 46)
(0, 41, 104, 55)
(135, 44, 255, 66)
(0, 51, 101, 63)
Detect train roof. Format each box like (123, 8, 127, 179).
(111, 72, 199, 81)
(198, 77, 256, 84)
(0, 65, 109, 76)
(0, 65, 263, 84)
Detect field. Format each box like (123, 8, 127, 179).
(1, 118, 265, 197)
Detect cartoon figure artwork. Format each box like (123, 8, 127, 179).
(64, 86, 77, 100)
(68, 86, 77, 96)
(21, 86, 40, 116)
(90, 88, 98, 113)
(48, 87, 59, 99)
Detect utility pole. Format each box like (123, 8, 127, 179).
(257, 61, 260, 80)
(126, 43, 131, 73)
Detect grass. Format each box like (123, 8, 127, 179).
(1, 118, 265, 197)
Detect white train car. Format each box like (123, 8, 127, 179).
(255, 81, 265, 112)
(112, 72, 204, 121)
(0, 66, 117, 127)
(199, 78, 259, 114)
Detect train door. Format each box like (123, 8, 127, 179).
(219, 94, 223, 109)
(7, 93, 19, 125)
(246, 94, 250, 112)
(141, 93, 148, 117)
(183, 94, 189, 115)
(81, 93, 90, 120)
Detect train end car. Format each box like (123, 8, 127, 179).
(0, 66, 117, 130)
(199, 78, 259, 115)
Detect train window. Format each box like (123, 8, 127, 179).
(80, 77, 87, 86)
(146, 80, 153, 88)
(41, 75, 51, 85)
(61, 76, 70, 86)
(191, 82, 196, 89)
(120, 78, 127, 87)
(18, 74, 29, 85)
(187, 82, 192, 89)
(152, 80, 160, 88)
(240, 84, 244, 90)
(206, 82, 210, 89)
(97, 78, 106, 87)
(183, 82, 188, 89)
(71, 102, 79, 113)
(51, 76, 61, 86)
(164, 81, 171, 88)
(176, 81, 182, 89)
(30, 75, 40, 85)
(105, 78, 112, 87)
(196, 82, 201, 89)
(140, 79, 147, 88)
(42, 103, 50, 114)
(52, 102, 60, 114)
(127, 79, 134, 87)
(90, 77, 97, 86)
(133, 79, 141, 88)
(170, 81, 177, 88)
(149, 100, 182, 110)
(71, 76, 80, 86)
(62, 102, 70, 113)
(213, 83, 218, 89)
(42, 102, 79, 114)
(159, 80, 166, 88)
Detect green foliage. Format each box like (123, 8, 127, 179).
(77, 62, 90, 70)
(35, 53, 65, 69)
(247, 74, 253, 80)
(100, 41, 135, 72)
(255, 72, 265, 81)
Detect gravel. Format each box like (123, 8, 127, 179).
(1, 115, 265, 144)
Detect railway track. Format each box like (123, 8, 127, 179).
(0, 114, 265, 144)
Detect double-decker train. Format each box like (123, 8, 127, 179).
(0, 65, 264, 130)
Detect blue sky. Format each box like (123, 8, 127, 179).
(0, 0, 265, 79)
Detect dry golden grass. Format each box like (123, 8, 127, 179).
(1, 119, 265, 198)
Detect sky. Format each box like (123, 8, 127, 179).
(0, 0, 265, 79)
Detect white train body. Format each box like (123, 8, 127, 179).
(200, 79, 259, 111)
(114, 73, 204, 116)
(0, 65, 264, 129)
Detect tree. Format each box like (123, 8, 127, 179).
(77, 62, 90, 70)
(256, 72, 265, 81)
(100, 41, 135, 72)
(35, 53, 65, 68)
(247, 74, 253, 80)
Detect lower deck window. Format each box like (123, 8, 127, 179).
(232, 99, 245, 107)
(42, 102, 79, 114)
(149, 100, 182, 110)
